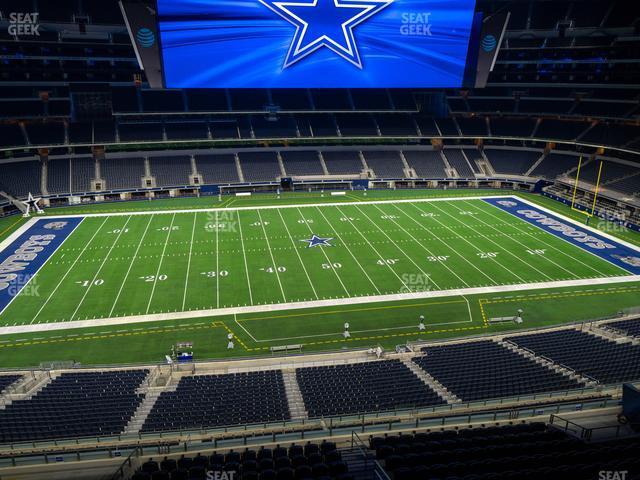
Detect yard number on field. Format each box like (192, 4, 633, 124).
(77, 279, 104, 287)
(322, 262, 342, 269)
(140, 274, 168, 282)
(261, 266, 286, 273)
(377, 258, 399, 265)
(201, 271, 229, 277)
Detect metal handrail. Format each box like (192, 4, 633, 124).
(109, 447, 142, 480)
(549, 413, 630, 442)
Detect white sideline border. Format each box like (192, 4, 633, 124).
(18, 194, 517, 219)
(0, 275, 638, 336)
(1, 194, 639, 336)
(0, 217, 38, 252)
(0, 217, 85, 317)
(513, 195, 640, 254)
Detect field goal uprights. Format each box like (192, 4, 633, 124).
(570, 156, 604, 218)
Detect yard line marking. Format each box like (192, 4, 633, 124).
(215, 210, 220, 308)
(514, 195, 640, 264)
(0, 219, 81, 318)
(416, 202, 527, 283)
(392, 203, 497, 285)
(473, 200, 619, 277)
(234, 313, 258, 342)
(4, 274, 639, 335)
(314, 206, 381, 295)
(440, 201, 555, 281)
(69, 216, 134, 321)
(109, 215, 154, 317)
(371, 203, 478, 323)
(146, 213, 176, 314)
(371, 203, 463, 290)
(296, 207, 350, 296)
(256, 210, 287, 302)
(334, 205, 411, 292)
(182, 212, 198, 311)
(277, 209, 319, 299)
(460, 200, 581, 279)
(353, 204, 437, 289)
(37, 194, 515, 220)
(30, 218, 98, 324)
(361, 207, 473, 328)
(236, 211, 254, 305)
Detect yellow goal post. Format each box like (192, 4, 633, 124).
(570, 156, 604, 218)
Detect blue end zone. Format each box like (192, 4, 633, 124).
(0, 218, 83, 313)
(484, 197, 640, 275)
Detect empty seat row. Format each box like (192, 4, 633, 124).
(604, 319, 640, 338)
(131, 441, 349, 480)
(141, 371, 290, 433)
(296, 359, 445, 418)
(507, 329, 640, 384)
(413, 340, 581, 402)
(0, 370, 148, 443)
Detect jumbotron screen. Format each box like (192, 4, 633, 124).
(156, 0, 479, 88)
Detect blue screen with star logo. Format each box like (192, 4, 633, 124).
(157, 0, 478, 88)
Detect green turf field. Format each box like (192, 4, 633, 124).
(1, 283, 639, 368)
(0, 189, 639, 367)
(0, 196, 630, 327)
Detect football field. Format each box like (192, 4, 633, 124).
(1, 194, 637, 334)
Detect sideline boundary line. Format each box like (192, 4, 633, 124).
(3, 195, 639, 336)
(0, 217, 37, 252)
(1, 274, 638, 336)
(237, 299, 472, 343)
(2, 287, 638, 353)
(514, 195, 640, 254)
(24, 195, 516, 220)
(466, 200, 607, 277)
(0, 217, 85, 318)
(479, 286, 640, 324)
(495, 196, 640, 275)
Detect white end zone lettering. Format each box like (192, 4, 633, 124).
(485, 198, 640, 275)
(0, 218, 83, 311)
(516, 209, 615, 250)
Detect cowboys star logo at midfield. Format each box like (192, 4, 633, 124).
(259, 0, 393, 69)
(300, 234, 334, 247)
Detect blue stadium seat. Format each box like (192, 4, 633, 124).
(0, 370, 148, 442)
(141, 371, 290, 432)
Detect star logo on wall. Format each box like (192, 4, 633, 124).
(21, 192, 43, 216)
(300, 234, 334, 247)
(259, 0, 393, 69)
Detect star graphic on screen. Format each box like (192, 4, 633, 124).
(300, 234, 334, 247)
(259, 0, 393, 69)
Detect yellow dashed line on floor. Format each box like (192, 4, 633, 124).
(0, 323, 224, 350)
(479, 286, 640, 321)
